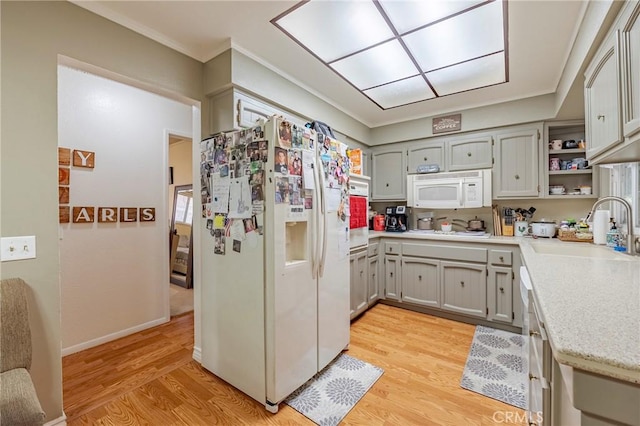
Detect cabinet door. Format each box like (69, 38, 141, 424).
(350, 250, 368, 320)
(407, 142, 445, 174)
(621, 2, 640, 137)
(440, 261, 487, 318)
(401, 257, 440, 308)
(585, 30, 623, 159)
(494, 127, 541, 198)
(371, 149, 406, 200)
(448, 135, 493, 171)
(487, 266, 513, 324)
(384, 255, 401, 301)
(368, 256, 379, 304)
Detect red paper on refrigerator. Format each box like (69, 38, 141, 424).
(349, 195, 367, 229)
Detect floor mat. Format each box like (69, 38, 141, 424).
(460, 325, 527, 409)
(285, 353, 383, 426)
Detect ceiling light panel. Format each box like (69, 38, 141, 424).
(364, 76, 436, 109)
(427, 53, 506, 96)
(274, 1, 394, 62)
(403, 0, 504, 72)
(330, 40, 418, 89)
(378, 0, 486, 34)
(273, 0, 508, 110)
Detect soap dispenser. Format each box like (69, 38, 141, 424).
(606, 219, 620, 248)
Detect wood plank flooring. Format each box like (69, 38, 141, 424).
(63, 304, 526, 425)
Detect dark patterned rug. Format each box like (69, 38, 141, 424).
(460, 325, 527, 409)
(285, 353, 383, 426)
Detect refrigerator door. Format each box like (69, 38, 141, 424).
(317, 139, 351, 370)
(265, 119, 318, 404)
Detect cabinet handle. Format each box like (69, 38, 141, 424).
(467, 152, 472, 157)
(423, 157, 428, 161)
(515, 174, 520, 180)
(389, 247, 393, 252)
(529, 373, 539, 381)
(418, 275, 422, 280)
(360, 270, 363, 276)
(372, 273, 376, 278)
(500, 287, 504, 293)
(386, 183, 389, 187)
(460, 281, 465, 287)
(597, 114, 605, 121)
(499, 256, 504, 262)
(390, 272, 393, 277)
(530, 330, 541, 337)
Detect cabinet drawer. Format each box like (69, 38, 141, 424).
(385, 242, 400, 255)
(489, 250, 512, 266)
(368, 242, 379, 257)
(402, 243, 487, 263)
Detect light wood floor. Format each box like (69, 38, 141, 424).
(63, 304, 526, 425)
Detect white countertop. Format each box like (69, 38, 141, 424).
(369, 231, 640, 384)
(519, 239, 640, 384)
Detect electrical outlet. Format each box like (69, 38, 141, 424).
(1, 236, 36, 261)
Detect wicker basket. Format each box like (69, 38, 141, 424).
(557, 228, 593, 243)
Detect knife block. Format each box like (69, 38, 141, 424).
(501, 219, 514, 236)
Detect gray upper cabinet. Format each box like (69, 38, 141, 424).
(407, 142, 445, 174)
(493, 125, 542, 198)
(447, 135, 493, 171)
(371, 148, 407, 200)
(621, 2, 640, 138)
(585, 29, 623, 160)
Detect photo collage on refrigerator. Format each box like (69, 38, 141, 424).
(200, 125, 266, 255)
(275, 119, 317, 219)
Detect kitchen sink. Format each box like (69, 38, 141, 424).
(529, 241, 634, 260)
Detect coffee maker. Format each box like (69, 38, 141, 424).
(385, 206, 407, 232)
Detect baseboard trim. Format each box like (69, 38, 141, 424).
(61, 317, 169, 356)
(192, 346, 202, 363)
(44, 413, 67, 426)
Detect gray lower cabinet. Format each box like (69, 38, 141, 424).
(384, 255, 401, 301)
(487, 249, 515, 324)
(401, 256, 440, 308)
(378, 238, 522, 329)
(487, 266, 513, 323)
(368, 255, 379, 304)
(349, 248, 368, 320)
(440, 261, 487, 318)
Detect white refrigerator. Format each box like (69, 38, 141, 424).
(200, 117, 351, 412)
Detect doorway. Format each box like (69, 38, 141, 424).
(168, 135, 194, 317)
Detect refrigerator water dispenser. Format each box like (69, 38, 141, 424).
(286, 221, 307, 263)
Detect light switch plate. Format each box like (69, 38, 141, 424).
(1, 236, 36, 261)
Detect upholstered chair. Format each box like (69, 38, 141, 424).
(0, 278, 46, 425)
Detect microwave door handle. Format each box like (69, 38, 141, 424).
(459, 181, 464, 207)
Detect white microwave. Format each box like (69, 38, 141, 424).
(407, 169, 492, 209)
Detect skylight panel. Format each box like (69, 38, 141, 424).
(273, 1, 393, 62)
(378, 0, 486, 34)
(402, 1, 504, 72)
(427, 52, 506, 96)
(364, 76, 436, 109)
(330, 40, 419, 90)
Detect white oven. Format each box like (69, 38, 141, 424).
(349, 175, 370, 250)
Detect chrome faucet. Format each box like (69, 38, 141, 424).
(586, 196, 637, 255)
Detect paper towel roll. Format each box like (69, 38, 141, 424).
(593, 209, 610, 245)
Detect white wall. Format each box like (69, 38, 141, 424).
(58, 65, 192, 354)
